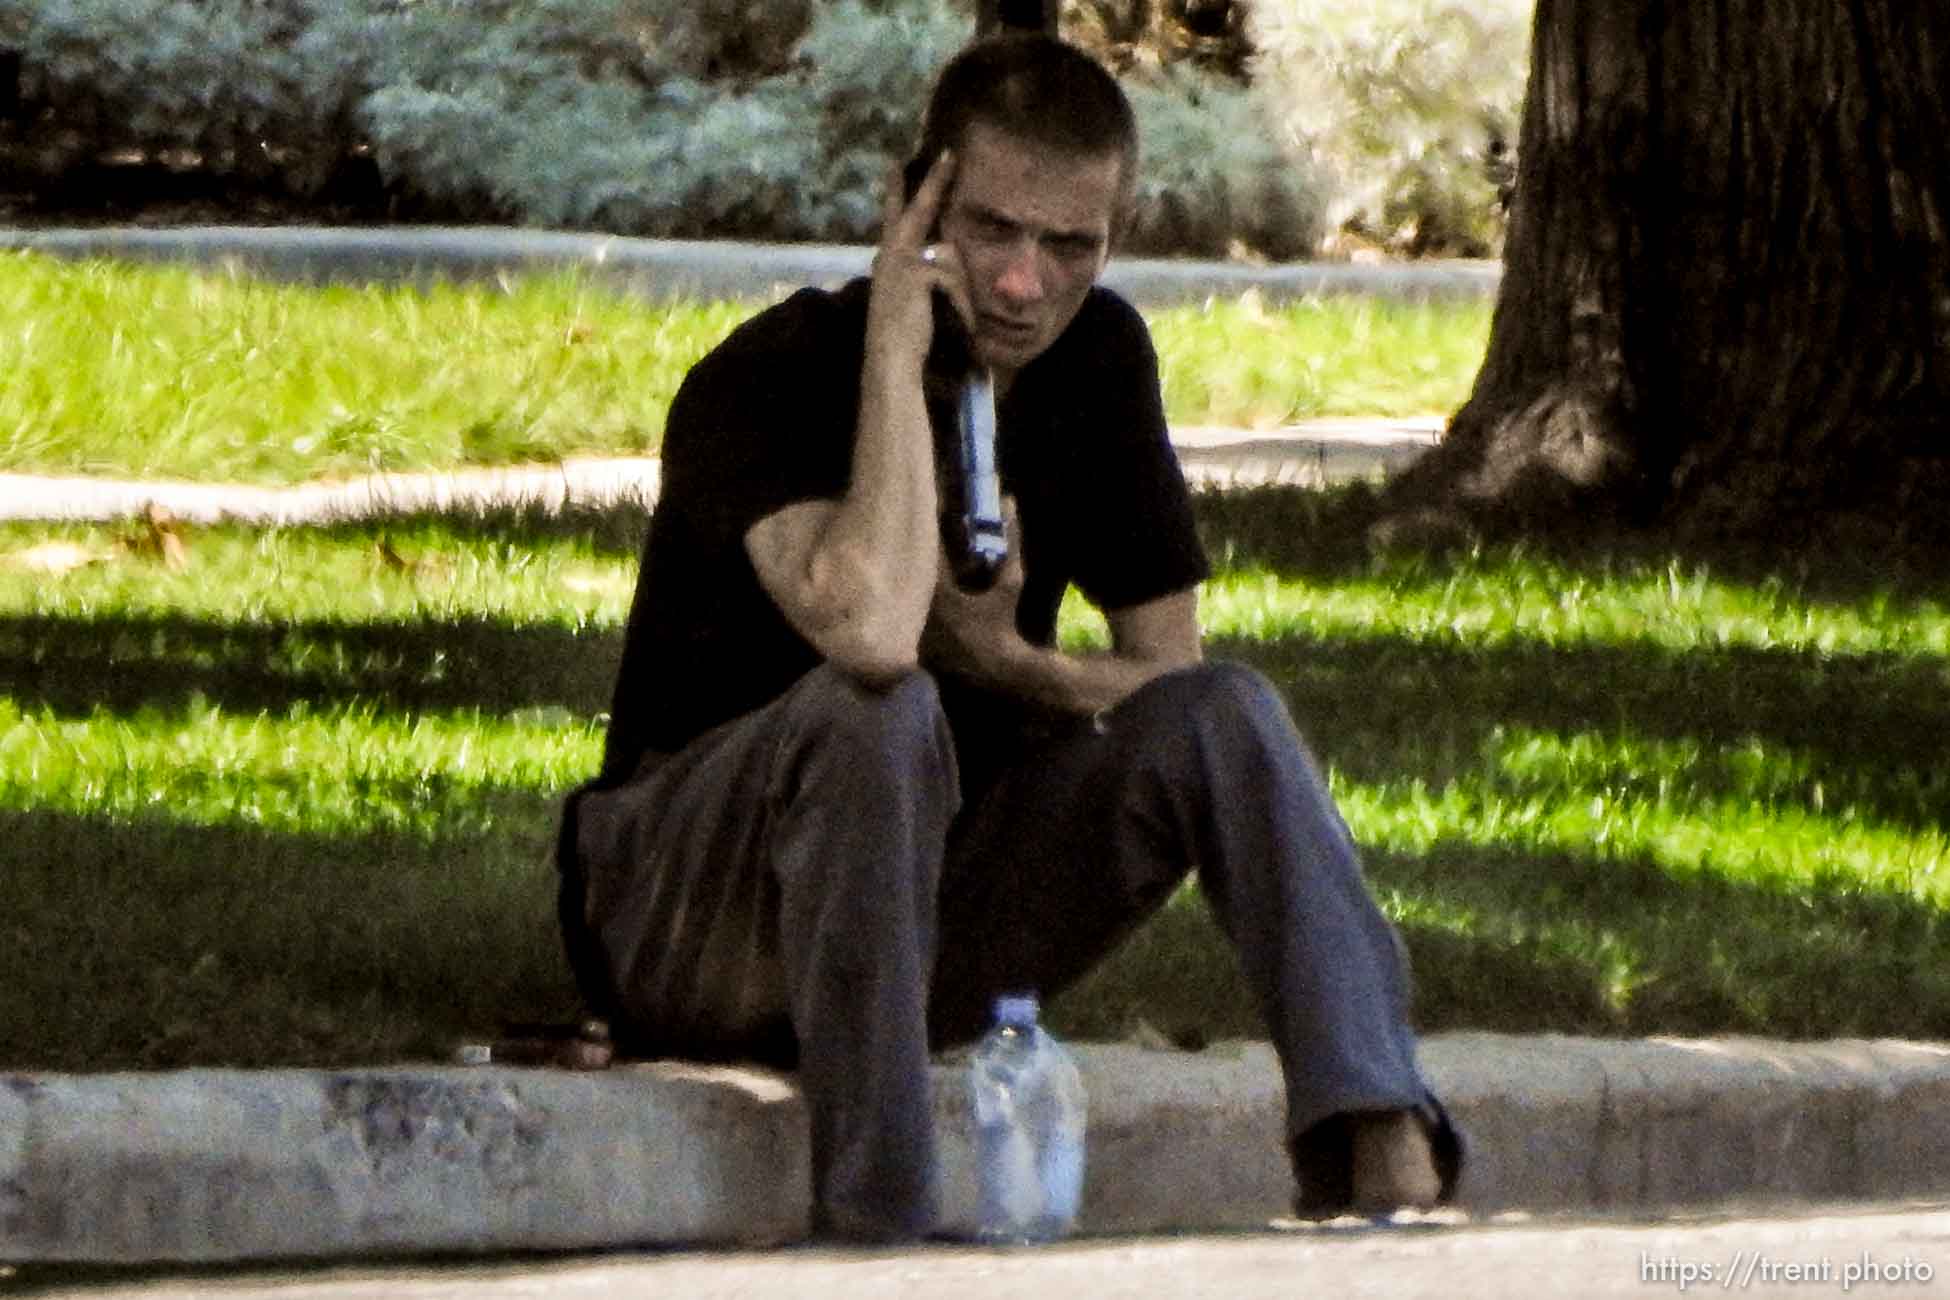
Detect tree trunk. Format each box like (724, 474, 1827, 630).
(1383, 0, 1950, 548)
(979, 0, 1061, 37)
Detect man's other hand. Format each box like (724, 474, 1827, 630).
(922, 497, 1028, 685)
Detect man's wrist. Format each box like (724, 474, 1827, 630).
(945, 623, 1036, 692)
(973, 637, 1107, 717)
(987, 631, 1049, 691)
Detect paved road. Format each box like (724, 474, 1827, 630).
(15, 1204, 1950, 1299)
(0, 227, 1500, 307)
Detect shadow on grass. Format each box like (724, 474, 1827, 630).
(0, 804, 585, 1073)
(311, 499, 653, 561)
(1191, 481, 1950, 605)
(1380, 839, 1950, 1039)
(1054, 836, 1950, 1047)
(9, 749, 1948, 1070)
(0, 610, 625, 720)
(9, 487, 1950, 1065)
(1214, 631, 1950, 835)
(1, 505, 652, 722)
(26, 788, 1943, 1073)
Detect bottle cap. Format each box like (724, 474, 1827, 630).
(994, 993, 1039, 1027)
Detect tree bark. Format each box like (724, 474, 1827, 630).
(978, 0, 1061, 37)
(1384, 0, 1950, 547)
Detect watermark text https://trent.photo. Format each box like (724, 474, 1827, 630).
(1641, 1248, 1936, 1291)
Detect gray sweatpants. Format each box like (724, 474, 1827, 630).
(572, 660, 1437, 1239)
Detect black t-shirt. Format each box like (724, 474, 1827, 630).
(597, 277, 1210, 784)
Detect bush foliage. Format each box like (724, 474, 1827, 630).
(1248, 0, 1529, 256)
(0, 0, 1520, 257)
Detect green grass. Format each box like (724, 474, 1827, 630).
(1149, 292, 1488, 428)
(0, 511, 637, 1070)
(0, 253, 745, 483)
(1057, 504, 1950, 1045)
(0, 252, 1487, 483)
(3, 493, 1948, 1069)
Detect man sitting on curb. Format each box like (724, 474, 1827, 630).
(555, 32, 1463, 1241)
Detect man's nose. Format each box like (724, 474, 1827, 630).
(992, 240, 1046, 305)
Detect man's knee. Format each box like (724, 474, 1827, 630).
(776, 665, 959, 799)
(1123, 660, 1292, 753)
(1179, 660, 1288, 722)
(785, 664, 947, 749)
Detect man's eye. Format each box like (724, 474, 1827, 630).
(1047, 236, 1100, 260)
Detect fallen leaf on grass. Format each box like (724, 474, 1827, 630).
(117, 502, 190, 570)
(3, 541, 108, 576)
(376, 537, 454, 582)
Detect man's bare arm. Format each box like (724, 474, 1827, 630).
(744, 355, 937, 683)
(926, 543, 1202, 715)
(1008, 587, 1202, 715)
(743, 152, 976, 685)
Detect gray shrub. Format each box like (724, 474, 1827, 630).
(0, 0, 1332, 257)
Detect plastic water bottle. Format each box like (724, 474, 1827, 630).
(968, 992, 1086, 1244)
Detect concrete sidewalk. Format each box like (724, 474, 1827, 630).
(26, 1203, 1950, 1300)
(6, 1034, 1950, 1264)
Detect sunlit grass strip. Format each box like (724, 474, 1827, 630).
(0, 252, 1489, 483)
(0, 520, 638, 625)
(1148, 292, 1488, 426)
(5, 508, 1949, 1057)
(1482, 726, 1945, 821)
(15, 686, 1940, 903)
(1199, 563, 1950, 657)
(0, 698, 602, 835)
(0, 252, 744, 483)
(1338, 776, 1950, 902)
(1375, 890, 1660, 1020)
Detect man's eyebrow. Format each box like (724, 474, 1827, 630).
(963, 201, 1105, 244)
(962, 202, 1023, 230)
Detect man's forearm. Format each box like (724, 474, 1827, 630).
(777, 153, 962, 682)
(839, 358, 940, 627)
(965, 639, 1199, 718)
(789, 357, 940, 678)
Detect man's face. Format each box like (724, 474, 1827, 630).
(937, 121, 1121, 383)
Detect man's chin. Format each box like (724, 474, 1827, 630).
(976, 333, 1045, 373)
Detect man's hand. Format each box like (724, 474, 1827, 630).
(923, 496, 1204, 716)
(923, 498, 1029, 686)
(866, 151, 975, 376)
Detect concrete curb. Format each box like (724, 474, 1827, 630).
(0, 458, 666, 526)
(0, 226, 1499, 306)
(6, 1034, 1949, 1263)
(0, 423, 1443, 525)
